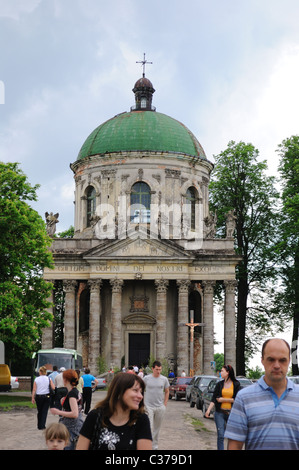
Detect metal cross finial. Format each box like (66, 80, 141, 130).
(136, 53, 153, 78)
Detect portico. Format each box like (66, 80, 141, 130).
(43, 234, 239, 374)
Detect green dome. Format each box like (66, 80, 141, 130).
(77, 111, 206, 160)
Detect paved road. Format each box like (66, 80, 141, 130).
(0, 392, 218, 451)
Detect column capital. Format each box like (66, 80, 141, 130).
(177, 279, 191, 293)
(155, 279, 169, 293)
(224, 279, 238, 293)
(63, 279, 77, 292)
(202, 280, 216, 294)
(110, 278, 124, 293)
(88, 279, 102, 292)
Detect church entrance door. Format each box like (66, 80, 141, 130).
(129, 333, 150, 368)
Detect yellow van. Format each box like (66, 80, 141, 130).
(0, 364, 11, 391)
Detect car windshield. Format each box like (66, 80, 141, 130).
(177, 378, 192, 384)
(239, 379, 252, 385)
(199, 377, 214, 386)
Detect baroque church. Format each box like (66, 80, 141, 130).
(42, 63, 240, 375)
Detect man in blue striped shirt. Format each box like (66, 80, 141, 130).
(225, 338, 299, 450)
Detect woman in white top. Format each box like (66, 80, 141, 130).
(32, 366, 55, 430)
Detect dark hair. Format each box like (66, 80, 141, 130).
(223, 364, 236, 382)
(95, 373, 145, 426)
(261, 338, 291, 358)
(152, 360, 162, 368)
(63, 369, 79, 387)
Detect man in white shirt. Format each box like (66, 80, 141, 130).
(143, 361, 169, 450)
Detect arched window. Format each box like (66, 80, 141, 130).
(186, 187, 197, 231)
(86, 186, 96, 227)
(130, 182, 151, 223)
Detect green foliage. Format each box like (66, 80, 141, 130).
(56, 226, 74, 238)
(0, 162, 54, 359)
(214, 352, 224, 371)
(246, 366, 263, 380)
(97, 355, 108, 375)
(209, 141, 280, 374)
(275, 136, 299, 374)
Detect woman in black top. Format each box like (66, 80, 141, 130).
(205, 365, 240, 450)
(50, 369, 83, 450)
(76, 373, 152, 450)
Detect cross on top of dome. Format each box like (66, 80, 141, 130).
(136, 53, 153, 78)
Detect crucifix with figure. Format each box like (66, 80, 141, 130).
(136, 53, 153, 77)
(185, 310, 205, 376)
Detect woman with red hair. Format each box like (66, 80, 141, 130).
(50, 369, 83, 450)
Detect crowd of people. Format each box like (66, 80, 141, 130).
(32, 360, 169, 450)
(31, 337, 299, 451)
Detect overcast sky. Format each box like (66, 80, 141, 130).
(1, 0, 299, 234)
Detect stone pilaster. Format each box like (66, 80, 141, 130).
(202, 281, 215, 374)
(224, 280, 237, 370)
(42, 280, 55, 349)
(88, 279, 102, 374)
(63, 280, 77, 349)
(177, 279, 191, 374)
(110, 278, 124, 369)
(155, 279, 169, 361)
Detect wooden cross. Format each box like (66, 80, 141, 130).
(185, 310, 205, 376)
(136, 53, 153, 77)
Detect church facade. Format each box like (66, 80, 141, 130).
(42, 73, 240, 375)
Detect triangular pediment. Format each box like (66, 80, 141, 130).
(83, 234, 191, 260)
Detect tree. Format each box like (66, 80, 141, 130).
(275, 136, 299, 374)
(0, 162, 54, 361)
(209, 141, 280, 375)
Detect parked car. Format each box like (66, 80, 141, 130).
(10, 376, 19, 390)
(237, 377, 253, 389)
(0, 364, 11, 392)
(92, 376, 107, 391)
(189, 375, 217, 410)
(169, 376, 192, 400)
(289, 376, 299, 384)
(202, 377, 220, 416)
(185, 375, 202, 402)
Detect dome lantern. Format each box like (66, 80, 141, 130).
(131, 53, 156, 112)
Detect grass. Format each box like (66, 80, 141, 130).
(0, 395, 36, 411)
(184, 413, 211, 433)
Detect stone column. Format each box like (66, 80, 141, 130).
(110, 278, 124, 369)
(177, 280, 191, 375)
(202, 281, 215, 375)
(88, 279, 102, 374)
(63, 280, 77, 349)
(224, 280, 237, 370)
(42, 280, 55, 349)
(155, 279, 169, 361)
